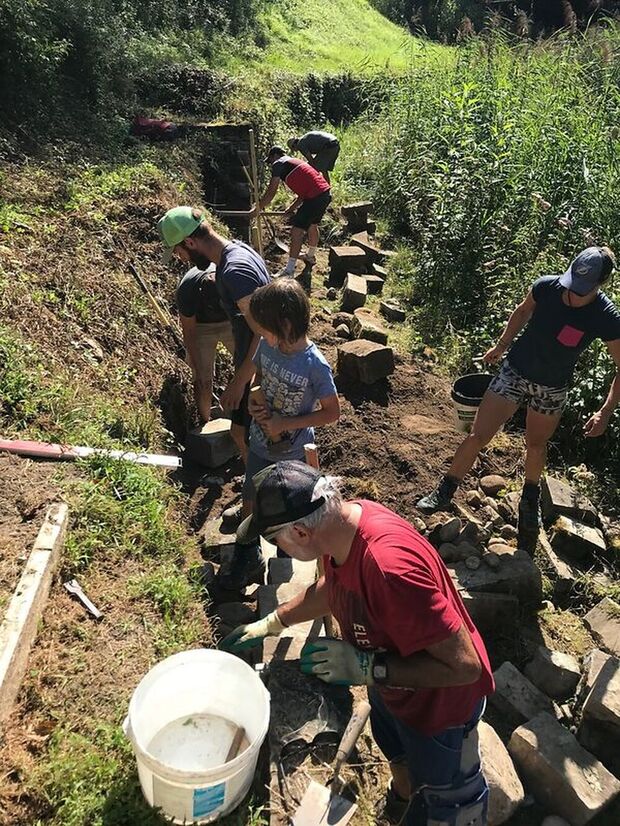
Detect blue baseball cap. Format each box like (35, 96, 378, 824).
(560, 247, 605, 296)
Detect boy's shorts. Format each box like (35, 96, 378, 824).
(488, 360, 568, 416)
(293, 191, 332, 230)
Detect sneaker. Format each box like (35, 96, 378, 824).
(299, 252, 316, 265)
(221, 502, 243, 527)
(416, 477, 457, 513)
(375, 783, 410, 825)
(217, 543, 266, 590)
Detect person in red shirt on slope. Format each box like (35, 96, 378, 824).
(252, 145, 331, 277)
(221, 461, 494, 826)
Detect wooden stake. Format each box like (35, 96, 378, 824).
(303, 443, 335, 637)
(248, 128, 263, 257)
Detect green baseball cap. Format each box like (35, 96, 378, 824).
(157, 206, 204, 263)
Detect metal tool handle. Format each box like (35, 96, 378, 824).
(333, 701, 371, 778)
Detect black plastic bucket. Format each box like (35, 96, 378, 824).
(451, 373, 493, 432)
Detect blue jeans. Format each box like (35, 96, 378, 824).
(369, 688, 488, 825)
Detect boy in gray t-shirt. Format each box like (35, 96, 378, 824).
(217, 279, 340, 590)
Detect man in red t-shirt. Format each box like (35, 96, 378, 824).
(252, 145, 331, 278)
(221, 461, 494, 826)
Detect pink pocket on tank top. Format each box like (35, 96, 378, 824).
(557, 325, 585, 347)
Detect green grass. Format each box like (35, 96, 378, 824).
(225, 0, 432, 74)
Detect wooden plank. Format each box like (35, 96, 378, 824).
(0, 438, 181, 469)
(0, 503, 68, 725)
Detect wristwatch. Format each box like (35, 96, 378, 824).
(372, 652, 389, 684)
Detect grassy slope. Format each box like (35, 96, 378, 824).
(225, 0, 432, 74)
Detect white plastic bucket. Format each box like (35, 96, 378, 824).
(124, 648, 270, 824)
(451, 373, 493, 433)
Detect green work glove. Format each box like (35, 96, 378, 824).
(219, 610, 286, 653)
(300, 639, 374, 685)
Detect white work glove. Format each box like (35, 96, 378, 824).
(300, 639, 375, 685)
(219, 610, 285, 653)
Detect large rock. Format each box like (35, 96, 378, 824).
(341, 201, 373, 232)
(362, 274, 385, 294)
(450, 549, 542, 605)
(541, 475, 598, 527)
(578, 648, 612, 700)
(490, 662, 556, 726)
(439, 517, 462, 543)
(340, 272, 367, 312)
(523, 646, 581, 701)
(328, 245, 367, 286)
(578, 654, 620, 776)
(508, 712, 620, 825)
(380, 299, 406, 322)
(350, 230, 386, 265)
(584, 597, 620, 656)
(337, 340, 395, 385)
(479, 720, 524, 825)
(460, 591, 518, 633)
(349, 309, 388, 345)
(186, 418, 237, 468)
(480, 475, 507, 496)
(550, 515, 606, 560)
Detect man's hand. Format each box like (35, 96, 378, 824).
(584, 409, 611, 438)
(482, 343, 505, 364)
(219, 611, 285, 653)
(300, 639, 374, 685)
(220, 378, 245, 412)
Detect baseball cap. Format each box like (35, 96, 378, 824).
(157, 206, 204, 263)
(236, 460, 325, 544)
(262, 144, 286, 164)
(559, 247, 605, 296)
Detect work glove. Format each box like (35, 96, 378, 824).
(219, 610, 286, 653)
(300, 639, 374, 686)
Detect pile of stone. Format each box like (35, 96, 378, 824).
(486, 646, 620, 824)
(340, 200, 376, 235)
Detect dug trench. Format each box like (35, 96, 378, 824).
(1, 152, 619, 825)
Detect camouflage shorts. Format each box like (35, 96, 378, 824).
(488, 360, 567, 415)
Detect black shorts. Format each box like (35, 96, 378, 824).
(292, 191, 332, 230)
(230, 382, 251, 429)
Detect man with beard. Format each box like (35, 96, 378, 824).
(158, 207, 270, 476)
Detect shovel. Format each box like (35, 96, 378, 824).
(292, 700, 371, 826)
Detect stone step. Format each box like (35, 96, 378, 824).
(584, 597, 620, 656)
(340, 273, 367, 312)
(185, 418, 237, 468)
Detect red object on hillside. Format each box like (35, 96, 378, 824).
(130, 115, 180, 141)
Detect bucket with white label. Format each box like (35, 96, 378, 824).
(451, 373, 493, 433)
(124, 649, 269, 824)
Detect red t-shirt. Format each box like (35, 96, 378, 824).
(324, 500, 494, 735)
(271, 156, 330, 200)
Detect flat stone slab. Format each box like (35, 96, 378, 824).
(550, 515, 606, 560)
(523, 645, 581, 701)
(337, 340, 395, 385)
(340, 272, 367, 312)
(258, 583, 323, 662)
(0, 503, 68, 725)
(350, 230, 385, 264)
(584, 597, 620, 656)
(349, 310, 388, 345)
(340, 201, 373, 218)
(490, 662, 556, 726)
(508, 712, 620, 825)
(579, 654, 620, 776)
(450, 549, 542, 605)
(267, 557, 316, 588)
(541, 475, 598, 526)
(186, 418, 237, 468)
(380, 299, 406, 322)
(538, 529, 576, 598)
(580, 648, 613, 699)
(479, 720, 524, 826)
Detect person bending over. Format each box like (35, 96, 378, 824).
(287, 130, 340, 184)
